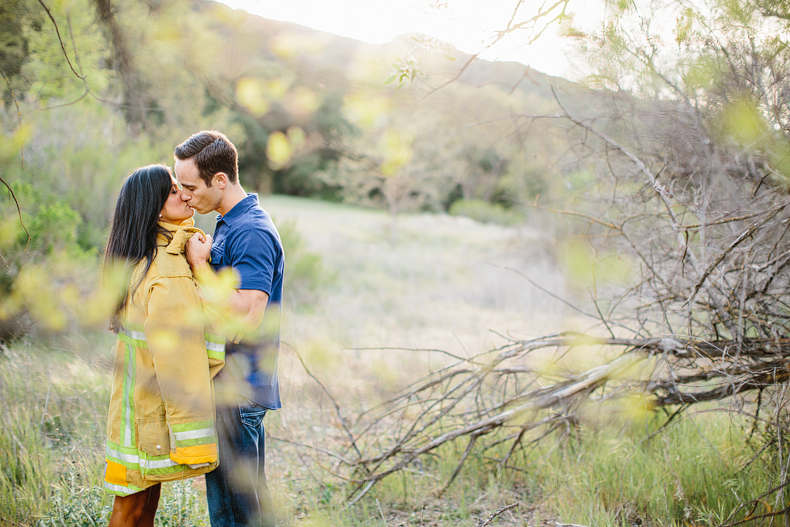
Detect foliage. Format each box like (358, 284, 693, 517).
(0, 0, 42, 92)
(20, 0, 112, 103)
(540, 0, 790, 353)
(0, 103, 161, 341)
(0, 0, 571, 251)
(448, 198, 523, 225)
(36, 483, 112, 527)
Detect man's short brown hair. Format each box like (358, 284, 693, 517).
(174, 130, 238, 186)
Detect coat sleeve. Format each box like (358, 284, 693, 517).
(144, 275, 219, 465)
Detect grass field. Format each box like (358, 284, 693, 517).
(0, 196, 779, 526)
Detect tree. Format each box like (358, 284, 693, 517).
(320, 86, 464, 245)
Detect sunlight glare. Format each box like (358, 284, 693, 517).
(218, 0, 602, 80)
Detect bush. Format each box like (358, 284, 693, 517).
(448, 199, 522, 226)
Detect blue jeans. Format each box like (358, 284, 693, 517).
(206, 397, 275, 527)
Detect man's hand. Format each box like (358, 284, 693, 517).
(186, 232, 212, 270)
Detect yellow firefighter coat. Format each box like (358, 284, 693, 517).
(103, 219, 225, 496)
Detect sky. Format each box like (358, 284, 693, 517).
(218, 0, 600, 81)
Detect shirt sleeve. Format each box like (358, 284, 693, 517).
(144, 275, 218, 465)
(227, 228, 280, 294)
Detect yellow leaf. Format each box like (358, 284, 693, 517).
(0, 217, 21, 251)
(379, 130, 413, 176)
(266, 131, 293, 170)
(0, 124, 33, 162)
(235, 77, 271, 117)
(287, 86, 321, 117)
(342, 93, 391, 129)
(265, 78, 292, 101)
(286, 127, 306, 150)
(722, 98, 767, 145)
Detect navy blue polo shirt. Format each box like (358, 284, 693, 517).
(211, 193, 284, 410)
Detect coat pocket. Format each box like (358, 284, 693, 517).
(136, 414, 170, 458)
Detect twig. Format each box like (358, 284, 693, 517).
(423, 53, 480, 98)
(0, 176, 30, 251)
(353, 352, 641, 491)
(266, 434, 353, 466)
(287, 343, 363, 459)
(376, 499, 388, 527)
(718, 478, 790, 527)
(346, 346, 472, 364)
(422, 0, 569, 98)
(525, 202, 620, 231)
(37, 0, 86, 80)
(686, 202, 788, 307)
(349, 479, 376, 506)
(436, 432, 480, 496)
(478, 503, 519, 527)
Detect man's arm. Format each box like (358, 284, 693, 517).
(230, 289, 269, 331)
(186, 234, 269, 332)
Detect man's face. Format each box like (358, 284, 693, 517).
(174, 157, 222, 214)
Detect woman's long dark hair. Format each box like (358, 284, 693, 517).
(104, 164, 174, 332)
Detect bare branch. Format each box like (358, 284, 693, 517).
(37, 0, 86, 81)
(686, 201, 789, 307)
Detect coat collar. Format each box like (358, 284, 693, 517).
(157, 218, 206, 255)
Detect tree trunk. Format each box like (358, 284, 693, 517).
(93, 0, 146, 133)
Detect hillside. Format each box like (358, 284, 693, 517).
(193, 0, 603, 204)
(200, 0, 580, 99)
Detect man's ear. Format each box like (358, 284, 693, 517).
(213, 172, 229, 189)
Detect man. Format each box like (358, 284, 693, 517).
(174, 130, 283, 527)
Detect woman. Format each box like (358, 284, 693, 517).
(102, 164, 224, 526)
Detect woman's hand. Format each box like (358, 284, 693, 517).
(186, 232, 212, 270)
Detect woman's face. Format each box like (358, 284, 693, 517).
(159, 174, 194, 223)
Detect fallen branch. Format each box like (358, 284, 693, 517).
(339, 334, 790, 501)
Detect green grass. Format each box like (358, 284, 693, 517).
(534, 415, 764, 526)
(0, 340, 99, 523)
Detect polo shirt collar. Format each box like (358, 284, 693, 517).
(216, 193, 259, 226)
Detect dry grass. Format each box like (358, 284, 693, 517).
(259, 195, 566, 382)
